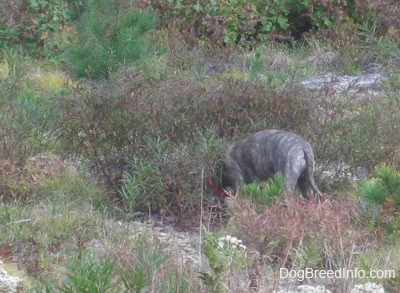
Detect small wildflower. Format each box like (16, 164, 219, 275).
(351, 282, 385, 293)
(217, 235, 246, 250)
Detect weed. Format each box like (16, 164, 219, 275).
(158, 271, 195, 293)
(199, 231, 230, 293)
(58, 251, 118, 293)
(199, 230, 250, 292)
(119, 241, 168, 292)
(119, 158, 165, 214)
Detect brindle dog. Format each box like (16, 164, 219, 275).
(216, 130, 321, 198)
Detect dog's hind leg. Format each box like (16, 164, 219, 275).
(284, 148, 307, 197)
(297, 175, 312, 199)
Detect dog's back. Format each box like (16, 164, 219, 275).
(221, 130, 321, 198)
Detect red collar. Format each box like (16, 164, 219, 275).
(208, 180, 232, 198)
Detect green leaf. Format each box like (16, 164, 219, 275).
(28, 0, 40, 9)
(277, 16, 289, 29)
(260, 23, 272, 33)
(193, 2, 204, 12)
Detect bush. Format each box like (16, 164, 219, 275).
(0, 50, 55, 161)
(119, 157, 166, 213)
(54, 73, 151, 185)
(307, 85, 400, 181)
(0, 0, 82, 55)
(59, 251, 118, 293)
(357, 164, 400, 237)
(154, 0, 395, 47)
(65, 0, 155, 79)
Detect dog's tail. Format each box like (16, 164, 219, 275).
(304, 148, 322, 197)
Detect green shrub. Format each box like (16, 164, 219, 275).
(119, 157, 165, 214)
(0, 25, 18, 50)
(357, 164, 400, 236)
(156, 0, 381, 47)
(359, 164, 400, 203)
(309, 89, 400, 181)
(119, 241, 168, 292)
(240, 173, 285, 207)
(0, 50, 55, 160)
(0, 0, 82, 55)
(66, 0, 155, 79)
(54, 75, 151, 184)
(59, 251, 118, 293)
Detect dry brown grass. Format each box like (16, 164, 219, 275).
(233, 195, 378, 269)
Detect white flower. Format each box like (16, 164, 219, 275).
(217, 235, 246, 250)
(350, 282, 385, 293)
